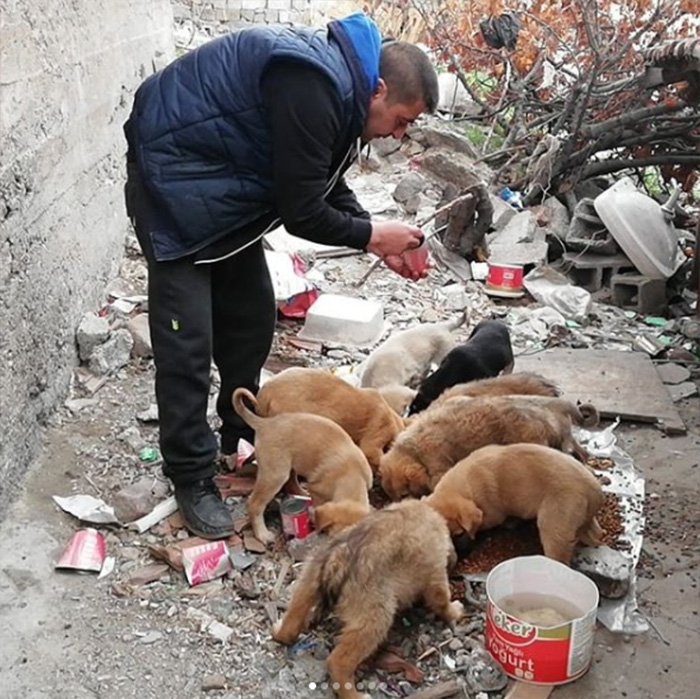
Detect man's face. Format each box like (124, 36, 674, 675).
(362, 79, 426, 142)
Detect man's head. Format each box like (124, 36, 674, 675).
(363, 41, 439, 142)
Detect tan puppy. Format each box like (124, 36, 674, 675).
(233, 388, 372, 543)
(425, 443, 604, 564)
(360, 312, 466, 389)
(431, 372, 560, 409)
(377, 384, 417, 416)
(380, 395, 592, 500)
(256, 368, 404, 470)
(272, 500, 464, 699)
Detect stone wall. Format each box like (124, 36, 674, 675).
(0, 0, 174, 517)
(172, 0, 359, 28)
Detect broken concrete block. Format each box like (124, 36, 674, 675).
(573, 545, 633, 599)
(371, 136, 402, 158)
(421, 124, 479, 158)
(126, 313, 152, 358)
(112, 476, 170, 523)
(566, 198, 619, 255)
(441, 283, 468, 310)
(669, 381, 698, 402)
(76, 312, 110, 361)
(418, 150, 488, 190)
(488, 211, 548, 266)
(656, 363, 691, 385)
(542, 196, 571, 236)
(393, 172, 426, 204)
(490, 194, 517, 231)
(89, 328, 134, 375)
(298, 294, 384, 346)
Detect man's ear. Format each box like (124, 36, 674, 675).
(456, 499, 483, 539)
(373, 78, 388, 99)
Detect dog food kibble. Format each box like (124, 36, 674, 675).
(454, 492, 628, 574)
(587, 456, 615, 470)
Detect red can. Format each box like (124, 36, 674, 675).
(486, 263, 524, 293)
(281, 497, 312, 539)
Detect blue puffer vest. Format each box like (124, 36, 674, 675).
(125, 13, 381, 261)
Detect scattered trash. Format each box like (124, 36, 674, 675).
(55, 528, 107, 573)
(53, 494, 119, 525)
(484, 263, 525, 298)
(112, 476, 170, 523)
(498, 186, 524, 210)
(280, 496, 313, 540)
(98, 556, 116, 579)
(182, 541, 232, 586)
(265, 251, 320, 319)
(138, 446, 160, 462)
(129, 495, 179, 534)
(229, 546, 258, 571)
(235, 438, 256, 469)
(186, 607, 234, 643)
(523, 266, 592, 321)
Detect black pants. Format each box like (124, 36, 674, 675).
(127, 166, 276, 486)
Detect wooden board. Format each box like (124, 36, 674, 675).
(516, 349, 686, 434)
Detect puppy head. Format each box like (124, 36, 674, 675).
(377, 385, 417, 417)
(426, 494, 483, 538)
(314, 501, 370, 536)
(577, 401, 600, 428)
(379, 449, 430, 500)
(408, 391, 430, 415)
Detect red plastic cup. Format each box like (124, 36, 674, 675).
(402, 245, 429, 274)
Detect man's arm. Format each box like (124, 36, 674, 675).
(261, 61, 372, 249)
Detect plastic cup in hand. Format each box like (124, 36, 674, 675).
(402, 245, 429, 274)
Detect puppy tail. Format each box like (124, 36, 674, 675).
(232, 387, 265, 430)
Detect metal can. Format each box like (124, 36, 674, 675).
(280, 497, 312, 540)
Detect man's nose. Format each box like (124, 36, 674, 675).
(391, 124, 407, 140)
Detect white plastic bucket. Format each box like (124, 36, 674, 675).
(485, 555, 599, 685)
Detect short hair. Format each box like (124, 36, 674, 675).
(379, 41, 439, 113)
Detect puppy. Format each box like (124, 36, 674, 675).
(233, 388, 372, 543)
(360, 312, 466, 389)
(431, 372, 559, 409)
(380, 395, 592, 500)
(377, 384, 417, 417)
(425, 443, 604, 564)
(272, 500, 464, 699)
(409, 320, 514, 414)
(256, 368, 404, 470)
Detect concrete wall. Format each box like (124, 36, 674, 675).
(172, 0, 359, 28)
(0, 0, 174, 517)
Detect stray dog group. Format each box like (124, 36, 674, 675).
(230, 315, 604, 698)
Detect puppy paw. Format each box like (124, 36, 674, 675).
(271, 619, 295, 645)
(446, 600, 466, 623)
(253, 526, 276, 545)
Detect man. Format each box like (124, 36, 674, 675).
(124, 12, 439, 539)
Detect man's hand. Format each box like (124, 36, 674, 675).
(384, 254, 430, 281)
(366, 221, 423, 258)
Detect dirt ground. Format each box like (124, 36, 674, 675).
(1, 254, 699, 699)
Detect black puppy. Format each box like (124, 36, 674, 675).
(408, 320, 513, 414)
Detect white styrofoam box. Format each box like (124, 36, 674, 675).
(298, 294, 384, 347)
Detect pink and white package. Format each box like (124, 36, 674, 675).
(182, 541, 232, 586)
(55, 528, 106, 573)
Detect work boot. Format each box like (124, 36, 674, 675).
(174, 477, 235, 539)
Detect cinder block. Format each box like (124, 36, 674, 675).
(298, 294, 384, 346)
(566, 198, 619, 255)
(264, 9, 280, 22)
(611, 272, 667, 315)
(563, 251, 634, 292)
(267, 0, 291, 10)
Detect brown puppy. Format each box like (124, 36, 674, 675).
(380, 395, 592, 500)
(272, 500, 464, 699)
(431, 372, 560, 409)
(425, 443, 604, 564)
(233, 388, 372, 543)
(256, 368, 405, 470)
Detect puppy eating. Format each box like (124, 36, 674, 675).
(431, 372, 559, 409)
(256, 368, 404, 470)
(425, 443, 604, 564)
(409, 320, 513, 414)
(360, 312, 466, 389)
(272, 500, 464, 699)
(380, 395, 593, 500)
(233, 388, 372, 543)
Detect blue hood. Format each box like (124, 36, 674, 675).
(328, 12, 382, 121)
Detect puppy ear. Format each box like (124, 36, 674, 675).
(405, 462, 430, 496)
(456, 499, 483, 539)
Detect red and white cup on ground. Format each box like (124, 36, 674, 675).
(485, 263, 524, 294)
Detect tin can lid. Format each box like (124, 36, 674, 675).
(281, 497, 308, 515)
